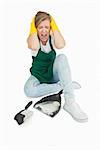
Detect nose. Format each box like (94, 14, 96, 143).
(42, 28, 47, 33)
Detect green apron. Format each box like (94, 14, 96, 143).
(30, 36, 56, 84)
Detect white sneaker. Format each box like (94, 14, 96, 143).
(63, 102, 88, 123)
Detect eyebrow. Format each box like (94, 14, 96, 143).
(38, 25, 50, 28)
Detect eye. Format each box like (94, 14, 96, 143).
(45, 26, 49, 29)
(38, 26, 43, 29)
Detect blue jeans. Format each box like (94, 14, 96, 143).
(24, 54, 75, 102)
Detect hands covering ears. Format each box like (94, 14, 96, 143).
(27, 15, 65, 50)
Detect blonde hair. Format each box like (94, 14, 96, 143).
(35, 11, 51, 28)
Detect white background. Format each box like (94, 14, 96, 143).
(0, 0, 99, 150)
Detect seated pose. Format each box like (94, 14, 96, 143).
(24, 11, 88, 122)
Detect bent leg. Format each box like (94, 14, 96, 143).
(53, 54, 75, 105)
(24, 75, 40, 97)
(24, 75, 62, 98)
(53, 54, 88, 122)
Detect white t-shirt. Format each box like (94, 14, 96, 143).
(31, 36, 55, 57)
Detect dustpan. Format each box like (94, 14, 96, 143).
(34, 90, 63, 117)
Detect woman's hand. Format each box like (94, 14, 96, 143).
(50, 16, 65, 49)
(27, 17, 40, 51)
(50, 16, 59, 32)
(29, 17, 37, 35)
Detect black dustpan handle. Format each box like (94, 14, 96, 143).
(25, 101, 33, 110)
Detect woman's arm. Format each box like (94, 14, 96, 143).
(50, 17, 65, 49)
(27, 18, 40, 51)
(52, 30, 65, 49)
(27, 33, 40, 51)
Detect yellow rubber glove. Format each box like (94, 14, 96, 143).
(50, 16, 59, 32)
(29, 17, 37, 35)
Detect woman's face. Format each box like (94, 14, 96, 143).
(37, 19, 51, 45)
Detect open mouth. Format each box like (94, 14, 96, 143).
(41, 34, 48, 39)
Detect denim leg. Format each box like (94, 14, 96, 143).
(24, 75, 62, 98)
(52, 54, 75, 102)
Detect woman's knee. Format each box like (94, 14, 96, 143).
(57, 54, 68, 62)
(24, 83, 38, 98)
(24, 76, 40, 97)
(24, 82, 31, 97)
(56, 54, 69, 67)
(53, 54, 69, 71)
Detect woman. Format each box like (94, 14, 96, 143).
(24, 11, 88, 122)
